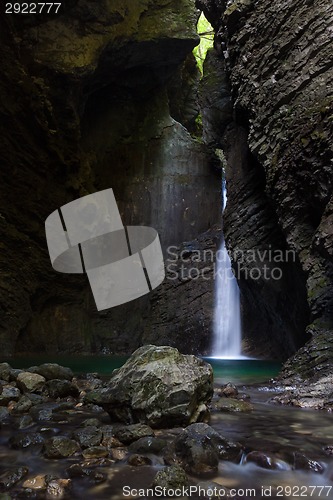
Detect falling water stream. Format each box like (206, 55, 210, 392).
(212, 181, 242, 358)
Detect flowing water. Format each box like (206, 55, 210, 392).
(212, 182, 242, 358)
(2, 357, 333, 499)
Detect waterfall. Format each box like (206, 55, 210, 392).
(212, 182, 242, 358)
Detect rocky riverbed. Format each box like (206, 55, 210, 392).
(1, 347, 333, 499)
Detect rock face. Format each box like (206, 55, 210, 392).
(0, 1, 220, 355)
(86, 345, 213, 427)
(197, 0, 333, 365)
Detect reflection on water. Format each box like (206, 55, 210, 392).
(1, 357, 333, 499)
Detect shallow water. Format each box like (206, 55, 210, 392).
(1, 357, 333, 499)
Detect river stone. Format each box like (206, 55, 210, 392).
(0, 407, 9, 422)
(73, 426, 103, 449)
(219, 383, 239, 398)
(152, 465, 188, 490)
(173, 424, 219, 477)
(82, 446, 109, 459)
(46, 478, 71, 497)
(173, 423, 242, 476)
(0, 385, 21, 406)
(45, 379, 79, 399)
(245, 451, 284, 470)
(128, 436, 167, 454)
(11, 395, 33, 414)
(114, 424, 154, 445)
(85, 345, 213, 427)
(30, 364, 73, 381)
(214, 398, 254, 413)
(0, 467, 29, 490)
(0, 363, 11, 382)
(293, 452, 324, 473)
(22, 475, 47, 490)
(44, 436, 79, 458)
(17, 372, 46, 393)
(9, 432, 45, 449)
(127, 454, 152, 466)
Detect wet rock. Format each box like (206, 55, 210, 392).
(129, 436, 167, 454)
(22, 475, 47, 490)
(16, 372, 45, 393)
(9, 432, 44, 450)
(0, 467, 29, 491)
(172, 423, 241, 477)
(16, 415, 33, 429)
(100, 425, 117, 448)
(0, 364, 11, 382)
(46, 478, 71, 498)
(86, 345, 213, 427)
(245, 451, 285, 470)
(323, 445, 333, 456)
(45, 380, 79, 399)
(66, 464, 106, 483)
(11, 396, 33, 414)
(220, 383, 239, 398)
(8, 369, 22, 382)
(29, 403, 68, 422)
(0, 407, 9, 422)
(74, 374, 103, 394)
(43, 436, 79, 458)
(73, 426, 102, 449)
(0, 386, 21, 406)
(173, 425, 218, 477)
(293, 452, 324, 473)
(30, 364, 73, 381)
(214, 398, 254, 413)
(82, 418, 101, 427)
(110, 448, 128, 461)
(82, 446, 109, 459)
(128, 454, 152, 466)
(152, 465, 188, 490)
(114, 424, 154, 445)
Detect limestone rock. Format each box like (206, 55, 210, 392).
(72, 426, 102, 449)
(173, 423, 242, 476)
(152, 465, 188, 490)
(86, 345, 213, 427)
(114, 424, 154, 445)
(128, 436, 167, 454)
(0, 467, 29, 491)
(9, 432, 44, 450)
(0, 386, 21, 406)
(45, 379, 79, 399)
(44, 436, 79, 459)
(17, 372, 46, 393)
(31, 364, 73, 381)
(214, 398, 253, 412)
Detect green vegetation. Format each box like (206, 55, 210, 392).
(193, 12, 214, 74)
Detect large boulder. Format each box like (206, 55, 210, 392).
(17, 372, 46, 393)
(30, 364, 73, 381)
(86, 345, 213, 427)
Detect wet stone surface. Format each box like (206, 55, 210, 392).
(0, 360, 333, 498)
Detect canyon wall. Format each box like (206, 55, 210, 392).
(0, 1, 220, 355)
(198, 0, 333, 373)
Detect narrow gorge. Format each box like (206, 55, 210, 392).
(0, 0, 332, 383)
